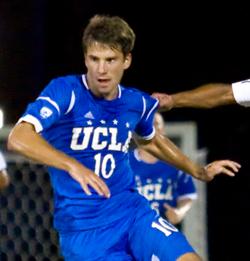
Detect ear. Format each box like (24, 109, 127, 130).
(124, 53, 132, 70)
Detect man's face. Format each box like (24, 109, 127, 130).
(84, 42, 131, 100)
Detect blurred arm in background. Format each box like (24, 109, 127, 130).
(0, 150, 9, 190)
(152, 79, 250, 111)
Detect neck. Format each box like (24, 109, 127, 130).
(85, 74, 119, 100)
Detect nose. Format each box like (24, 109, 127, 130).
(97, 61, 107, 74)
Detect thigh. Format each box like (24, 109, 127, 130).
(129, 212, 196, 261)
(59, 219, 134, 261)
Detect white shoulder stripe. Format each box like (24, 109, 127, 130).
(140, 97, 146, 119)
(37, 97, 60, 115)
(145, 99, 159, 120)
(65, 90, 76, 114)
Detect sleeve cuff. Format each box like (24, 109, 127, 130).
(17, 115, 43, 133)
(232, 80, 250, 107)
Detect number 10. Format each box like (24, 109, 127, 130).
(94, 153, 116, 179)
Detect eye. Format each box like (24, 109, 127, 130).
(107, 58, 115, 63)
(91, 56, 98, 62)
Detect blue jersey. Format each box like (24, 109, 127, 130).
(19, 74, 159, 231)
(129, 149, 197, 218)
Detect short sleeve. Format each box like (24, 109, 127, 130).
(176, 171, 197, 200)
(18, 77, 74, 132)
(135, 94, 159, 140)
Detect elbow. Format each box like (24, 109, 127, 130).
(7, 131, 19, 152)
(7, 122, 37, 156)
(7, 125, 26, 153)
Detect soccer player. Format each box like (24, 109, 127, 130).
(130, 113, 197, 226)
(152, 79, 250, 111)
(8, 14, 240, 261)
(0, 150, 9, 190)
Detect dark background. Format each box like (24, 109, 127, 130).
(1, 1, 249, 260)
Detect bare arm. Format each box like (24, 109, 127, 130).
(7, 122, 110, 197)
(152, 83, 236, 111)
(0, 169, 10, 190)
(136, 133, 241, 181)
(164, 198, 193, 225)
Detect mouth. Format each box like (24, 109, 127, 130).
(97, 78, 111, 88)
(98, 78, 110, 84)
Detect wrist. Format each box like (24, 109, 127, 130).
(185, 163, 205, 180)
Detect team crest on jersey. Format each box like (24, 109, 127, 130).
(40, 107, 53, 119)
